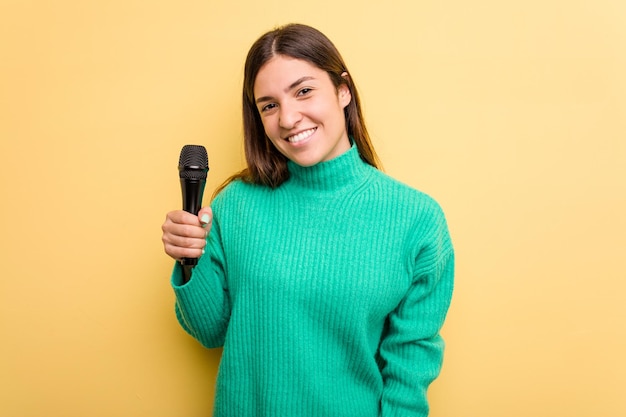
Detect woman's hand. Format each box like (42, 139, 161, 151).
(161, 207, 212, 261)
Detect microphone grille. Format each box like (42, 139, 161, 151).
(178, 145, 209, 180)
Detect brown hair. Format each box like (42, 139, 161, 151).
(214, 23, 380, 197)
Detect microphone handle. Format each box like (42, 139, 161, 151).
(180, 177, 206, 283)
(181, 178, 205, 216)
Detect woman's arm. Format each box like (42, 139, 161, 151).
(379, 204, 455, 416)
(162, 206, 231, 348)
(170, 214, 231, 348)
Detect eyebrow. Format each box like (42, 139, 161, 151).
(255, 76, 316, 104)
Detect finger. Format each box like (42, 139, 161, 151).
(163, 244, 204, 261)
(162, 231, 207, 261)
(163, 232, 206, 248)
(162, 216, 207, 238)
(176, 222, 208, 239)
(166, 209, 203, 227)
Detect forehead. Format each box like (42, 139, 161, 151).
(253, 55, 327, 94)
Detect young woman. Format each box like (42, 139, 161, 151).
(162, 23, 454, 417)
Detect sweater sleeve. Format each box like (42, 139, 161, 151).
(379, 201, 455, 417)
(171, 212, 230, 349)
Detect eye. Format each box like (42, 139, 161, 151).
(260, 103, 277, 113)
(297, 87, 313, 97)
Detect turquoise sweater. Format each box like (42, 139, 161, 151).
(171, 145, 454, 417)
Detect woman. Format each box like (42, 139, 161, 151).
(162, 23, 454, 417)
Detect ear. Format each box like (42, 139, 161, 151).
(338, 76, 352, 108)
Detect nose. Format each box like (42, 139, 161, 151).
(278, 104, 302, 130)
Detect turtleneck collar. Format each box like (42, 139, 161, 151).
(285, 144, 373, 193)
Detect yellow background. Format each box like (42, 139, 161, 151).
(1, 1, 625, 416)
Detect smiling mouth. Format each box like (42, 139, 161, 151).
(287, 128, 317, 144)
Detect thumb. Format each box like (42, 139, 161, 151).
(197, 207, 213, 227)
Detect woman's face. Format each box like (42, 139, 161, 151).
(253, 55, 352, 167)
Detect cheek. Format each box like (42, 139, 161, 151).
(260, 116, 276, 137)
(262, 123, 283, 148)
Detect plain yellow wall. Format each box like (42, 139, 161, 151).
(1, 1, 625, 416)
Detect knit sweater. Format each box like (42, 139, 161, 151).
(171, 145, 454, 417)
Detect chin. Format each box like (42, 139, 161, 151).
(291, 157, 319, 167)
(282, 149, 322, 167)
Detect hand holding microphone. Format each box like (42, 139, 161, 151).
(161, 145, 210, 283)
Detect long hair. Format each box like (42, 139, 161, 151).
(214, 23, 380, 196)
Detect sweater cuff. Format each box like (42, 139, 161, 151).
(170, 261, 189, 287)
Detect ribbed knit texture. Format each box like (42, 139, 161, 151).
(171, 145, 454, 417)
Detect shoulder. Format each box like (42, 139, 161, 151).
(368, 168, 446, 219)
(368, 169, 452, 253)
(210, 178, 279, 216)
(215, 177, 274, 198)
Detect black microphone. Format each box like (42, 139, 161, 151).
(178, 145, 209, 280)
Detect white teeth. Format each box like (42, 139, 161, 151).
(288, 128, 316, 143)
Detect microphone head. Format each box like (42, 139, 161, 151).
(178, 145, 209, 180)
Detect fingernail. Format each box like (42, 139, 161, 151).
(202, 249, 205, 255)
(200, 214, 210, 224)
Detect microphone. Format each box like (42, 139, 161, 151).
(178, 145, 209, 277)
